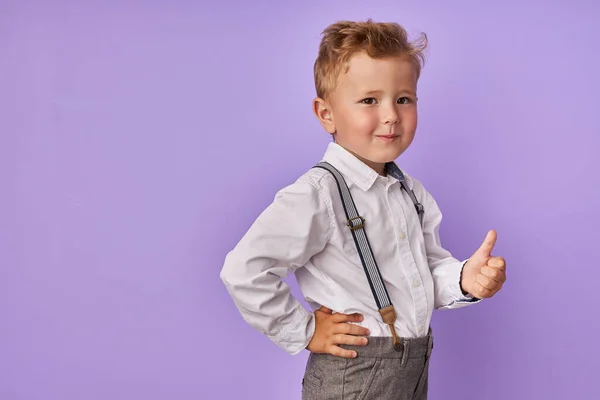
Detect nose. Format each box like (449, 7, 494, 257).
(382, 104, 399, 125)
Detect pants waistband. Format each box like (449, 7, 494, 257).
(339, 328, 433, 359)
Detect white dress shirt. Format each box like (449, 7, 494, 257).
(220, 142, 479, 355)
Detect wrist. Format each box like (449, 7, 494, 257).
(459, 260, 469, 295)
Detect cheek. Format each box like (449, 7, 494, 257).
(401, 108, 418, 131)
(336, 109, 375, 135)
(350, 109, 379, 133)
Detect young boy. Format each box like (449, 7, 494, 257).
(220, 20, 506, 399)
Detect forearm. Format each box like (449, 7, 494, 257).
(221, 264, 316, 354)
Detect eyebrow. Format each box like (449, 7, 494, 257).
(364, 89, 416, 96)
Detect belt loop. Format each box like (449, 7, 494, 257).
(400, 339, 410, 367)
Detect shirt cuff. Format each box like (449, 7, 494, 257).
(438, 260, 482, 309)
(268, 305, 315, 355)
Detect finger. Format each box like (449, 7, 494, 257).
(327, 345, 357, 359)
(473, 281, 496, 298)
(332, 334, 369, 347)
(335, 323, 370, 337)
(476, 273, 503, 291)
(476, 229, 497, 258)
(318, 306, 333, 314)
(332, 312, 363, 324)
(487, 257, 506, 270)
(480, 265, 506, 284)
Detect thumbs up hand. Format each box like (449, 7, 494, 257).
(460, 230, 506, 299)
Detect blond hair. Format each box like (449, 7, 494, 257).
(314, 19, 428, 99)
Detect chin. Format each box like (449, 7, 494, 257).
(371, 149, 405, 163)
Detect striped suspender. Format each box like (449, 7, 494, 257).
(400, 181, 424, 226)
(313, 161, 425, 350)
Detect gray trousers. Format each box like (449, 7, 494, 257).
(301, 330, 433, 400)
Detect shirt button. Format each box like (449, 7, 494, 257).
(398, 231, 406, 240)
(413, 279, 420, 287)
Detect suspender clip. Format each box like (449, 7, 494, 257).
(346, 216, 365, 231)
(415, 203, 424, 215)
(379, 305, 403, 351)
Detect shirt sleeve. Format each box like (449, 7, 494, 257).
(420, 187, 481, 310)
(220, 177, 333, 355)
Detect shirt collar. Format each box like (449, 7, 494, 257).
(321, 142, 414, 191)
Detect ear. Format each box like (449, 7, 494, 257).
(312, 97, 336, 134)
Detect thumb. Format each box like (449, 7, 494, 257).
(475, 229, 497, 257)
(318, 306, 333, 314)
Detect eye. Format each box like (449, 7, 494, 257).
(397, 97, 412, 105)
(360, 98, 377, 105)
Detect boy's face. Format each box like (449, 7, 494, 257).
(313, 52, 418, 175)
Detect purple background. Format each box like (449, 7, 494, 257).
(2, 1, 599, 399)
